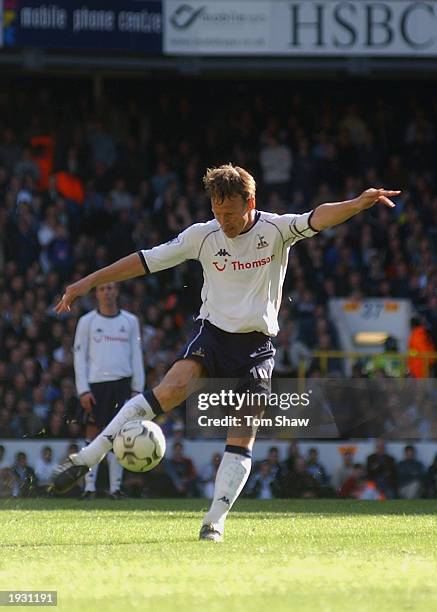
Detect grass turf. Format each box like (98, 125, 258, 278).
(0, 498, 436, 612)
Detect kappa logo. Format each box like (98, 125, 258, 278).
(218, 495, 230, 506)
(215, 249, 230, 257)
(119, 326, 126, 333)
(256, 234, 269, 249)
(192, 347, 205, 358)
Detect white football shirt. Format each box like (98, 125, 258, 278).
(139, 210, 319, 336)
(73, 309, 145, 396)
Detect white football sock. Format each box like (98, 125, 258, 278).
(107, 451, 123, 493)
(202, 451, 252, 534)
(84, 464, 98, 492)
(74, 394, 155, 467)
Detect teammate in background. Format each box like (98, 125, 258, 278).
(52, 164, 399, 540)
(74, 282, 145, 499)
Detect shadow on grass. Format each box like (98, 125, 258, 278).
(1, 498, 437, 516)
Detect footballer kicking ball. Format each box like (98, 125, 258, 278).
(113, 420, 166, 473)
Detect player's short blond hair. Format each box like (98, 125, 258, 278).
(203, 163, 256, 204)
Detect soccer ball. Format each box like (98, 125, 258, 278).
(113, 420, 166, 473)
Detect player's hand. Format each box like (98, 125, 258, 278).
(55, 277, 93, 314)
(80, 392, 96, 413)
(356, 188, 401, 210)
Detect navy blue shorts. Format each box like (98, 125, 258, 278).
(177, 320, 276, 438)
(176, 319, 275, 390)
(86, 377, 131, 430)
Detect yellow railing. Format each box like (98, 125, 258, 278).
(298, 351, 437, 378)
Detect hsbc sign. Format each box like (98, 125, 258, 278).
(164, 0, 437, 56)
(287, 1, 437, 53)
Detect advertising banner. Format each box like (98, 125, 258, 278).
(164, 0, 437, 57)
(4, 0, 162, 52)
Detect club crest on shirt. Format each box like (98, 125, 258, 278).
(256, 234, 269, 249)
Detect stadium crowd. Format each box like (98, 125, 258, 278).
(1, 439, 437, 500)
(0, 79, 436, 450)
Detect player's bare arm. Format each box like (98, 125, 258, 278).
(55, 253, 145, 314)
(310, 188, 401, 231)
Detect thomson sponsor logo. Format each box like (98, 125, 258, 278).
(213, 253, 275, 272)
(231, 254, 275, 271)
(170, 4, 267, 30)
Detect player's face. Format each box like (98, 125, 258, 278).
(211, 195, 255, 238)
(96, 283, 118, 309)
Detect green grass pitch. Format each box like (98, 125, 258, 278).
(1, 499, 437, 612)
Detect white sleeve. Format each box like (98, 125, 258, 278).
(274, 211, 319, 246)
(139, 224, 200, 274)
(130, 315, 145, 393)
(73, 316, 91, 396)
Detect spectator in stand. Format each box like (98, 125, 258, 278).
(408, 317, 436, 378)
(10, 400, 43, 438)
(366, 439, 397, 499)
(282, 441, 301, 475)
(339, 463, 366, 498)
(165, 442, 198, 498)
(364, 337, 403, 378)
(11, 451, 36, 497)
(305, 447, 330, 489)
(263, 446, 283, 497)
(332, 450, 355, 492)
(282, 456, 319, 498)
(34, 446, 56, 494)
(110, 178, 133, 212)
(259, 135, 293, 199)
(0, 445, 6, 468)
(426, 454, 437, 498)
(397, 445, 425, 499)
(0, 408, 14, 438)
(246, 461, 277, 499)
(199, 452, 221, 499)
(0, 444, 13, 497)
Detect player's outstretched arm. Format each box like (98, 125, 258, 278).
(55, 252, 145, 314)
(310, 188, 401, 231)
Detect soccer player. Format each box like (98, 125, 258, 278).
(52, 164, 399, 541)
(73, 282, 145, 499)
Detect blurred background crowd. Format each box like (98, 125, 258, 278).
(1, 439, 437, 500)
(0, 78, 436, 443)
